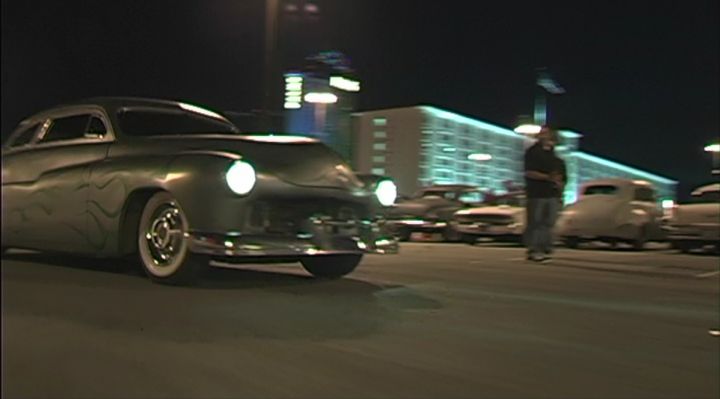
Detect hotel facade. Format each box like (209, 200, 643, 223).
(351, 105, 676, 204)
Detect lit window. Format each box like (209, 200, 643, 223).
(373, 131, 387, 139)
(372, 168, 385, 175)
(373, 155, 385, 164)
(373, 143, 386, 151)
(373, 118, 387, 126)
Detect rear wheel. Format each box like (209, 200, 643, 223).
(631, 225, 648, 251)
(461, 234, 477, 245)
(671, 240, 693, 254)
(137, 192, 208, 285)
(442, 225, 462, 242)
(564, 236, 580, 249)
(301, 254, 362, 279)
(397, 227, 412, 242)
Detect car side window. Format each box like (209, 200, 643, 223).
(86, 116, 107, 137)
(40, 114, 91, 143)
(634, 187, 655, 202)
(6, 123, 40, 148)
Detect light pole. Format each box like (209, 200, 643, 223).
(263, 0, 279, 131)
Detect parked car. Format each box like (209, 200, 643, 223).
(384, 184, 483, 241)
(555, 179, 666, 250)
(450, 191, 526, 244)
(1, 97, 397, 284)
(665, 183, 720, 253)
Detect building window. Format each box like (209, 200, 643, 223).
(372, 167, 386, 175)
(372, 155, 386, 164)
(373, 131, 387, 139)
(373, 118, 387, 126)
(373, 142, 387, 151)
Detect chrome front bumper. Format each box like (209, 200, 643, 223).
(187, 219, 399, 258)
(450, 221, 523, 236)
(386, 219, 448, 231)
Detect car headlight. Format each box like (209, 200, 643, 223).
(375, 179, 397, 206)
(226, 160, 256, 195)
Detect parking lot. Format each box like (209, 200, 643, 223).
(2, 242, 719, 399)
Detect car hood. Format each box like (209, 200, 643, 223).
(142, 135, 364, 190)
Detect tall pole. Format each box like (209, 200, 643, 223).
(263, 0, 279, 131)
(534, 89, 547, 126)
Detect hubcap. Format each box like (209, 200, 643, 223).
(144, 204, 185, 268)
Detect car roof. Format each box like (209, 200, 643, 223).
(691, 183, 720, 196)
(19, 97, 229, 124)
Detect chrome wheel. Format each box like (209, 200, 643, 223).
(137, 192, 207, 284)
(144, 203, 185, 274)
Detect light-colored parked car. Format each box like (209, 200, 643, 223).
(450, 191, 526, 244)
(666, 183, 720, 253)
(555, 179, 666, 250)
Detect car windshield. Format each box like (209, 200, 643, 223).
(583, 185, 619, 196)
(117, 108, 239, 136)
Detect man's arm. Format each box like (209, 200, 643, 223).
(524, 146, 552, 181)
(525, 170, 552, 181)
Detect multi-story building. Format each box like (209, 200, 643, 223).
(352, 105, 676, 202)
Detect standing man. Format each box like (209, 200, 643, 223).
(524, 126, 566, 262)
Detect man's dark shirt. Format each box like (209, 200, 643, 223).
(524, 142, 566, 198)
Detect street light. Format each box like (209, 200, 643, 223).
(513, 124, 542, 135)
(704, 143, 720, 153)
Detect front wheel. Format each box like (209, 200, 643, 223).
(300, 254, 362, 279)
(137, 192, 208, 285)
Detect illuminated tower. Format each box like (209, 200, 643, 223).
(283, 52, 360, 162)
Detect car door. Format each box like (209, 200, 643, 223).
(2, 108, 113, 253)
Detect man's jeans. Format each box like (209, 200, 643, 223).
(524, 197, 560, 256)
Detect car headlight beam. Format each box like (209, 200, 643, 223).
(226, 160, 256, 195)
(375, 179, 397, 206)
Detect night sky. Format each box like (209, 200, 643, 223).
(2, 0, 718, 198)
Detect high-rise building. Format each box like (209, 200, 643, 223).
(283, 52, 360, 162)
(352, 105, 676, 202)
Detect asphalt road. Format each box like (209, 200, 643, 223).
(2, 243, 719, 399)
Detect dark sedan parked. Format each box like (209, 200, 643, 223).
(1, 97, 397, 284)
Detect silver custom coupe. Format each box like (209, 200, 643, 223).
(1, 97, 397, 284)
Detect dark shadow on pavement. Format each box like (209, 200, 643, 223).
(2, 250, 443, 342)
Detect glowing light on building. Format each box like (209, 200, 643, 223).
(468, 153, 493, 161)
(329, 76, 360, 92)
(284, 75, 304, 109)
(304, 92, 338, 104)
